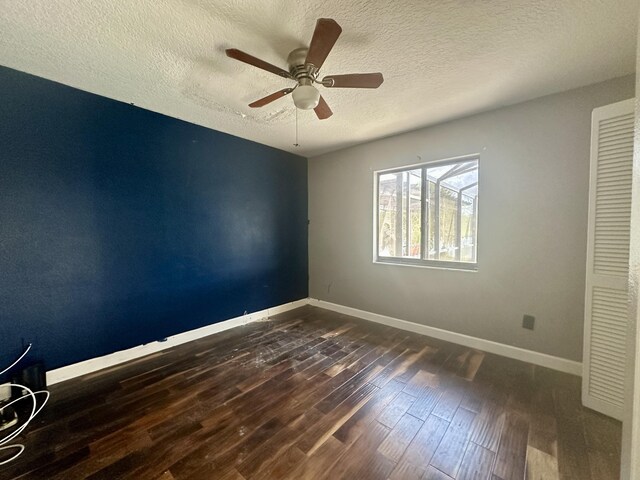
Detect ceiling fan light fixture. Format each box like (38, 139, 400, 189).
(292, 84, 320, 110)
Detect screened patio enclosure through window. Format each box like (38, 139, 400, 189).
(376, 157, 479, 269)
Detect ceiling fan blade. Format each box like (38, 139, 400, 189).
(322, 73, 384, 88)
(305, 19, 342, 70)
(314, 95, 333, 120)
(249, 88, 294, 108)
(226, 49, 291, 79)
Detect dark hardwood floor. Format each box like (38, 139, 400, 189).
(0, 306, 621, 479)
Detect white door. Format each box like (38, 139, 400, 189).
(583, 98, 635, 420)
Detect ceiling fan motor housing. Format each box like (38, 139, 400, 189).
(288, 48, 319, 81)
(288, 47, 321, 109)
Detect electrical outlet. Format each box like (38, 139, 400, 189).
(0, 383, 11, 402)
(522, 314, 535, 330)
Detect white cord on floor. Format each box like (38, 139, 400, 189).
(0, 344, 32, 376)
(0, 388, 50, 446)
(0, 444, 25, 466)
(0, 344, 50, 466)
(0, 390, 49, 418)
(0, 385, 49, 465)
(0, 384, 37, 448)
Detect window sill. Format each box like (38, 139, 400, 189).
(373, 258, 478, 272)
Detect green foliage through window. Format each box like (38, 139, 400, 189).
(377, 157, 479, 268)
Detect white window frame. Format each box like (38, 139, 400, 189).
(373, 154, 480, 271)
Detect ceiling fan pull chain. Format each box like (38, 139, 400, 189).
(294, 107, 300, 147)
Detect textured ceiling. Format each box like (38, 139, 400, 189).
(0, 1, 638, 156)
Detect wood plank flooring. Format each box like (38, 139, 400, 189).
(0, 306, 621, 479)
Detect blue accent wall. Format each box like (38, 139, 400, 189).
(0, 66, 308, 373)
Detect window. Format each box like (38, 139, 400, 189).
(376, 156, 479, 270)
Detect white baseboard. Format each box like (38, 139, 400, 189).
(46, 298, 308, 385)
(47, 296, 582, 385)
(308, 298, 583, 377)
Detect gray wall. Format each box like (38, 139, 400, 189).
(309, 75, 634, 362)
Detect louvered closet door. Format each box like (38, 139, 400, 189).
(583, 98, 635, 420)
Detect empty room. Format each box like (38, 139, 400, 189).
(2, 1, 640, 479)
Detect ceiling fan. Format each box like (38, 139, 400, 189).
(226, 18, 384, 120)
